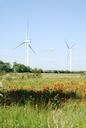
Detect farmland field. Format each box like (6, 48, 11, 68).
(0, 72, 86, 128)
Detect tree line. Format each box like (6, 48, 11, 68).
(0, 60, 43, 73)
(0, 60, 85, 74)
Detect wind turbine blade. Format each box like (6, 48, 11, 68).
(26, 23, 28, 41)
(29, 45, 36, 54)
(26, 21, 30, 41)
(65, 40, 69, 49)
(14, 42, 25, 50)
(71, 43, 76, 49)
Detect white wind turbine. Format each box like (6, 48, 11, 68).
(14, 25, 36, 66)
(65, 40, 76, 72)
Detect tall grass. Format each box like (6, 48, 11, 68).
(0, 73, 86, 127)
(0, 101, 86, 128)
(51, 100, 86, 128)
(0, 104, 49, 128)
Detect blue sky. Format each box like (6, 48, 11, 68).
(0, 0, 86, 70)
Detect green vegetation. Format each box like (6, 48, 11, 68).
(0, 105, 49, 128)
(0, 73, 86, 127)
(0, 101, 86, 128)
(0, 60, 86, 74)
(0, 60, 12, 72)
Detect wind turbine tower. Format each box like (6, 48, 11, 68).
(65, 40, 75, 72)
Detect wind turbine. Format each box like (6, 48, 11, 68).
(65, 40, 75, 72)
(14, 25, 36, 66)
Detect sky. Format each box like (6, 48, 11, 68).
(0, 0, 86, 71)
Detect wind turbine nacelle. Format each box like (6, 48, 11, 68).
(25, 39, 31, 43)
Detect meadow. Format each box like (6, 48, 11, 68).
(0, 72, 86, 128)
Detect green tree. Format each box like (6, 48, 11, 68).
(0, 60, 12, 72)
(13, 62, 31, 72)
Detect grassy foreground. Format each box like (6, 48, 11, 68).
(0, 101, 86, 128)
(0, 73, 86, 128)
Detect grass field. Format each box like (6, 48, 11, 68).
(0, 73, 86, 128)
